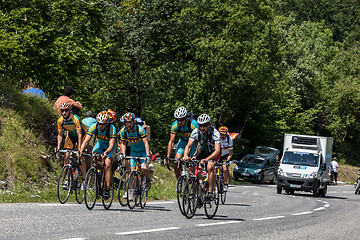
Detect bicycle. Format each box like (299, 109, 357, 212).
(56, 149, 85, 204)
(83, 152, 115, 210)
(167, 158, 193, 215)
(126, 156, 150, 209)
(215, 162, 227, 204)
(182, 159, 220, 219)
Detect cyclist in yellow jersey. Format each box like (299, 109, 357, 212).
(55, 102, 87, 183)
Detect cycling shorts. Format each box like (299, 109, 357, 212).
(93, 141, 117, 159)
(129, 151, 147, 167)
(195, 151, 220, 163)
(176, 139, 197, 157)
(64, 134, 86, 150)
(219, 155, 230, 165)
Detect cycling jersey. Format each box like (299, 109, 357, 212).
(220, 135, 233, 156)
(87, 123, 117, 158)
(57, 114, 86, 137)
(119, 124, 147, 153)
(189, 127, 221, 153)
(170, 118, 199, 141)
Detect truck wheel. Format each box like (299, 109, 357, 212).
(313, 187, 320, 197)
(276, 187, 282, 194)
(319, 184, 327, 197)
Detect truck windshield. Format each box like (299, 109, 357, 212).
(282, 152, 319, 167)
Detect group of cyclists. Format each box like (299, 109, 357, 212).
(55, 102, 234, 214)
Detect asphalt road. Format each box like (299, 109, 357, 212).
(1, 184, 360, 240)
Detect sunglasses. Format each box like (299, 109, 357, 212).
(60, 109, 70, 113)
(98, 123, 107, 126)
(199, 124, 209, 128)
(177, 118, 186, 122)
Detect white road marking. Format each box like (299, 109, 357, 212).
(62, 238, 87, 240)
(196, 221, 242, 227)
(253, 216, 285, 221)
(146, 201, 174, 205)
(115, 227, 180, 235)
(314, 207, 325, 211)
(292, 211, 312, 216)
(42, 203, 76, 207)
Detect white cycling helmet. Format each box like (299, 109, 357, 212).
(197, 114, 211, 125)
(174, 106, 187, 119)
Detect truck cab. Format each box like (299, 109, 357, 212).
(277, 134, 333, 197)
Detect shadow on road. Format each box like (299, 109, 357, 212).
(222, 203, 251, 207)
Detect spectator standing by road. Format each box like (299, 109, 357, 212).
(331, 156, 339, 185)
(82, 111, 97, 129)
(23, 82, 48, 100)
(54, 86, 82, 115)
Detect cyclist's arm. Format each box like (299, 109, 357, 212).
(142, 136, 150, 156)
(79, 134, 92, 154)
(183, 139, 195, 160)
(76, 128, 82, 151)
(227, 149, 233, 162)
(166, 133, 176, 158)
(204, 142, 221, 161)
(119, 140, 127, 155)
(104, 138, 116, 157)
(56, 130, 63, 150)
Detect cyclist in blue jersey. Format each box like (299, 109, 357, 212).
(79, 111, 117, 200)
(165, 106, 199, 179)
(119, 112, 151, 199)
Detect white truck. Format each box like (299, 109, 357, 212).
(276, 133, 333, 197)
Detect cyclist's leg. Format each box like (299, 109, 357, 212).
(104, 145, 117, 191)
(174, 140, 186, 179)
(63, 134, 75, 165)
(207, 160, 216, 193)
(221, 155, 230, 185)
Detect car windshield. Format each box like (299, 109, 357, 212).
(240, 156, 265, 166)
(254, 146, 279, 158)
(282, 152, 319, 167)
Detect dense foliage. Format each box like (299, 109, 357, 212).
(1, 0, 360, 164)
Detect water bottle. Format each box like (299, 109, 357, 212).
(97, 169, 102, 182)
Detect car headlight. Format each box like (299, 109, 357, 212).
(278, 168, 284, 176)
(309, 172, 317, 178)
(254, 169, 262, 174)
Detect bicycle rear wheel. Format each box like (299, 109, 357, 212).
(177, 175, 186, 215)
(127, 171, 140, 209)
(118, 171, 129, 206)
(57, 166, 73, 204)
(102, 172, 114, 210)
(182, 177, 198, 219)
(84, 168, 98, 210)
(75, 170, 85, 204)
(204, 180, 220, 219)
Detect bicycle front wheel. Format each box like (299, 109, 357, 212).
(57, 166, 73, 204)
(84, 168, 98, 210)
(75, 170, 85, 204)
(140, 176, 148, 209)
(127, 171, 141, 209)
(182, 177, 198, 219)
(177, 175, 186, 215)
(118, 171, 129, 207)
(219, 178, 226, 204)
(204, 180, 220, 219)
(102, 173, 115, 210)
(355, 179, 360, 194)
